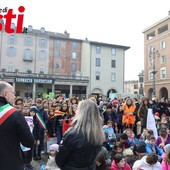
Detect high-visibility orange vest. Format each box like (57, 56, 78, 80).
(122, 104, 136, 125)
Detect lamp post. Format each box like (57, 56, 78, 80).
(149, 47, 159, 97)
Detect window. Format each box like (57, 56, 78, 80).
(55, 40, 61, 48)
(24, 66, 31, 73)
(140, 84, 143, 89)
(111, 48, 116, 56)
(8, 64, 13, 72)
(55, 50, 60, 57)
(149, 58, 153, 66)
(96, 71, 100, 80)
(7, 47, 16, 56)
(56, 61, 60, 68)
(27, 25, 33, 32)
(160, 67, 166, 79)
(39, 39, 47, 48)
(39, 50, 46, 59)
(158, 25, 168, 34)
(96, 46, 101, 54)
(147, 31, 155, 40)
(71, 63, 77, 73)
(55, 61, 60, 73)
(8, 35, 15, 44)
(25, 37, 32, 46)
(72, 52, 77, 59)
(149, 70, 153, 81)
(111, 73, 116, 82)
(160, 40, 166, 49)
(96, 58, 100, 67)
(134, 84, 138, 89)
(148, 46, 154, 55)
(39, 67, 45, 73)
(161, 55, 166, 64)
(72, 42, 77, 50)
(40, 27, 45, 33)
(111, 60, 116, 68)
(24, 49, 32, 61)
(139, 77, 143, 83)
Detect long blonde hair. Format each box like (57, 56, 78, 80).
(72, 99, 105, 145)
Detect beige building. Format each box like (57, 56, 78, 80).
(88, 41, 129, 98)
(138, 70, 144, 96)
(143, 11, 170, 99)
(0, 22, 130, 100)
(124, 80, 139, 95)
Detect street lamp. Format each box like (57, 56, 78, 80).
(149, 47, 160, 97)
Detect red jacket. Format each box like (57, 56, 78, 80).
(110, 160, 131, 170)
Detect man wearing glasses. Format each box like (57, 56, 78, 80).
(0, 81, 34, 170)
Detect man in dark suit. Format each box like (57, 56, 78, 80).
(0, 81, 34, 170)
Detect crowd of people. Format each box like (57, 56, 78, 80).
(14, 92, 170, 170)
(1, 80, 170, 170)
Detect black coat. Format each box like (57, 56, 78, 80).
(0, 97, 34, 170)
(55, 127, 102, 170)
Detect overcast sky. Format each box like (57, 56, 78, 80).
(1, 0, 170, 80)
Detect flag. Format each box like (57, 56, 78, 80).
(146, 108, 158, 139)
(54, 110, 66, 116)
(36, 112, 46, 130)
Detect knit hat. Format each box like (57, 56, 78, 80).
(29, 106, 38, 113)
(164, 144, 170, 153)
(155, 112, 160, 120)
(112, 100, 119, 105)
(49, 144, 59, 152)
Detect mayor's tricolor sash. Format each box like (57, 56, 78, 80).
(36, 112, 46, 130)
(0, 104, 17, 125)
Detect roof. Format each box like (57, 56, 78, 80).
(143, 15, 170, 33)
(90, 41, 130, 50)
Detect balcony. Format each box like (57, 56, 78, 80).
(23, 56, 33, 62)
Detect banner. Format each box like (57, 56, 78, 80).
(20, 116, 33, 151)
(146, 108, 158, 139)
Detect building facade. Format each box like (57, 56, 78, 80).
(88, 41, 129, 98)
(143, 12, 170, 99)
(138, 70, 144, 96)
(124, 80, 139, 95)
(0, 22, 130, 100)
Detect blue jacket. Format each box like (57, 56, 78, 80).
(146, 143, 164, 160)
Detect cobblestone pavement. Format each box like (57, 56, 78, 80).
(31, 153, 48, 170)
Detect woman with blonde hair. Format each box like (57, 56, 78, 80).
(55, 99, 106, 170)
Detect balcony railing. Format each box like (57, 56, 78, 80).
(0, 71, 89, 81)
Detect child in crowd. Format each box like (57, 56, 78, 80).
(111, 142, 123, 161)
(29, 106, 42, 161)
(103, 120, 116, 150)
(21, 103, 33, 170)
(46, 107, 57, 139)
(96, 152, 106, 170)
(123, 129, 138, 144)
(132, 152, 161, 170)
(22, 103, 30, 116)
(96, 146, 110, 170)
(162, 144, 170, 169)
(45, 144, 60, 170)
(146, 135, 164, 161)
(110, 154, 131, 170)
(156, 128, 170, 149)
